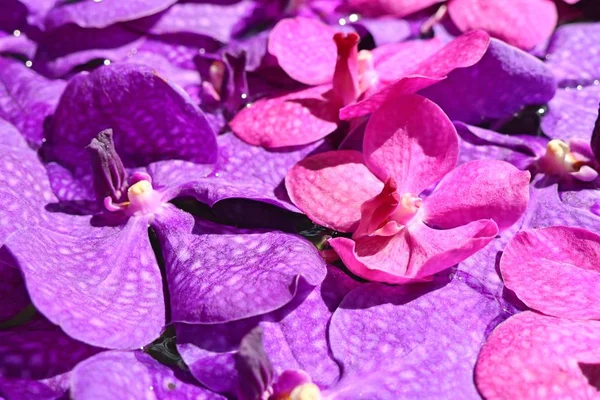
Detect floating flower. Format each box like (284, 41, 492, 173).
(286, 94, 529, 283)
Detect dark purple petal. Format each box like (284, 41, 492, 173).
(45, 64, 217, 179)
(0, 249, 29, 323)
(153, 206, 327, 324)
(328, 278, 504, 398)
(44, 0, 177, 30)
(4, 217, 165, 350)
(352, 17, 413, 46)
(541, 85, 600, 141)
(421, 38, 557, 124)
(234, 328, 273, 400)
(71, 351, 224, 400)
(0, 58, 65, 147)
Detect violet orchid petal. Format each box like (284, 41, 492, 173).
(542, 85, 600, 141)
(0, 30, 36, 59)
(422, 38, 557, 124)
(71, 351, 224, 400)
(363, 94, 458, 194)
(475, 312, 600, 399)
(152, 206, 326, 324)
(592, 105, 600, 164)
(447, 0, 557, 50)
(329, 278, 504, 398)
(268, 17, 337, 86)
(4, 217, 165, 350)
(345, 0, 443, 18)
(230, 85, 339, 148)
(423, 160, 530, 231)
(234, 327, 274, 400)
(0, 249, 29, 323)
(0, 118, 28, 149)
(45, 64, 217, 178)
(286, 150, 383, 232)
(501, 226, 600, 320)
(352, 17, 413, 47)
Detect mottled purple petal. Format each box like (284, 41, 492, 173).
(0, 58, 65, 147)
(0, 119, 28, 149)
(153, 206, 326, 324)
(0, 30, 36, 59)
(71, 351, 223, 400)
(421, 38, 557, 124)
(328, 278, 503, 398)
(45, 64, 217, 180)
(541, 85, 600, 141)
(5, 217, 165, 350)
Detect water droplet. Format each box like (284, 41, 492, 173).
(103, 59, 111, 66)
(348, 14, 359, 23)
(245, 103, 253, 108)
(42, 138, 47, 143)
(595, 80, 600, 86)
(577, 85, 583, 91)
(13, 30, 21, 37)
(198, 48, 206, 55)
(240, 93, 247, 99)
(565, 87, 571, 92)
(25, 60, 32, 68)
(338, 18, 347, 26)
(214, 173, 220, 177)
(93, 0, 102, 3)
(131, 48, 137, 55)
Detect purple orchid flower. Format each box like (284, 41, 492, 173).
(1, 63, 327, 351)
(475, 226, 600, 398)
(285, 93, 530, 283)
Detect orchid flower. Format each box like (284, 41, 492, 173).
(476, 226, 600, 398)
(286, 93, 530, 283)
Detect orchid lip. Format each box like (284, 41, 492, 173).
(537, 139, 598, 181)
(104, 173, 164, 217)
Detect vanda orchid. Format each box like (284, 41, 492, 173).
(2, 0, 599, 399)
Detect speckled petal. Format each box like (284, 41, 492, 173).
(475, 312, 600, 399)
(328, 278, 503, 399)
(268, 17, 337, 86)
(44, 0, 177, 30)
(0, 316, 100, 400)
(545, 22, 600, 86)
(153, 207, 326, 324)
(363, 94, 458, 193)
(0, 58, 65, 147)
(501, 226, 600, 320)
(423, 160, 530, 231)
(541, 85, 600, 141)
(45, 64, 217, 179)
(4, 217, 165, 350)
(71, 351, 223, 400)
(422, 38, 557, 124)
(448, 0, 557, 50)
(286, 150, 383, 232)
(0, 119, 27, 149)
(230, 85, 339, 148)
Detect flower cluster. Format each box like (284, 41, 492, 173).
(0, 0, 599, 399)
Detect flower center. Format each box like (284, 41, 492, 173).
(537, 139, 598, 182)
(354, 178, 422, 239)
(271, 370, 322, 400)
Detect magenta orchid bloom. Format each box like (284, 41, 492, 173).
(345, 0, 560, 50)
(285, 93, 530, 283)
(476, 226, 600, 398)
(230, 16, 489, 148)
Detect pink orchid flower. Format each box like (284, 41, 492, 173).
(476, 226, 600, 398)
(345, 0, 562, 50)
(230, 16, 489, 148)
(285, 93, 530, 283)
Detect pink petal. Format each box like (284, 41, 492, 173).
(330, 219, 497, 283)
(372, 38, 445, 84)
(475, 312, 600, 399)
(363, 94, 458, 194)
(345, 0, 444, 18)
(267, 17, 337, 86)
(501, 226, 600, 320)
(230, 85, 339, 148)
(340, 30, 490, 120)
(448, 0, 557, 50)
(423, 160, 530, 231)
(286, 150, 383, 232)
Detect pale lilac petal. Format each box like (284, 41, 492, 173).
(286, 150, 383, 232)
(423, 160, 530, 231)
(422, 38, 557, 124)
(0, 58, 65, 147)
(329, 278, 504, 398)
(448, 0, 557, 50)
(363, 94, 458, 193)
(372, 38, 444, 84)
(476, 312, 600, 399)
(345, 0, 443, 18)
(545, 22, 600, 85)
(501, 226, 600, 320)
(230, 85, 339, 148)
(0, 119, 28, 149)
(268, 17, 337, 86)
(4, 218, 165, 350)
(45, 64, 217, 178)
(44, 0, 177, 30)
(153, 207, 326, 324)
(0, 30, 36, 59)
(542, 85, 600, 141)
(71, 351, 223, 400)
